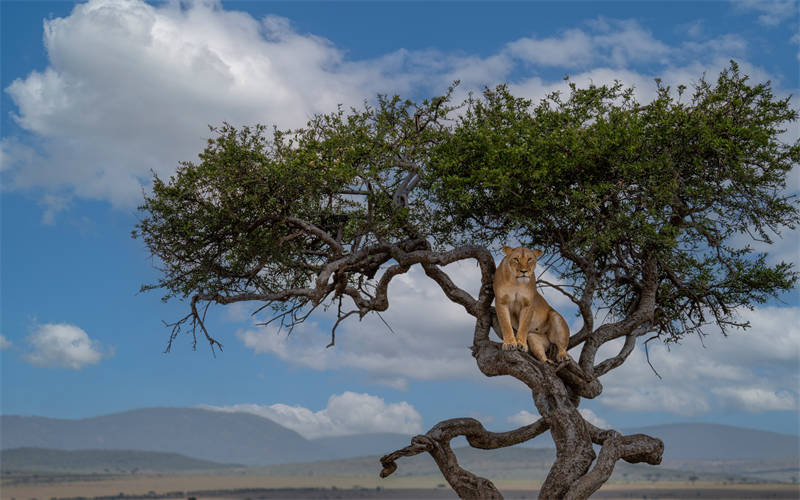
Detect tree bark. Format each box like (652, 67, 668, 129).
(563, 426, 664, 499)
(380, 417, 550, 499)
(381, 305, 664, 500)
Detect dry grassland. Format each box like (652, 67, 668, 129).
(3, 474, 799, 500)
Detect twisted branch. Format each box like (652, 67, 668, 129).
(563, 423, 664, 500)
(381, 417, 549, 500)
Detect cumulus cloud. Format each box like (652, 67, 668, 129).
(507, 20, 670, 69)
(507, 409, 540, 427)
(201, 391, 423, 439)
(712, 387, 797, 411)
(507, 29, 595, 68)
(235, 257, 581, 389)
(4, 0, 793, 219)
(506, 18, 748, 73)
(578, 408, 610, 429)
(233, 251, 798, 421)
(2, 0, 405, 209)
(0, 334, 12, 350)
(511, 53, 769, 119)
(595, 306, 800, 416)
(23, 323, 111, 369)
(0, 0, 508, 210)
(507, 407, 609, 429)
(237, 261, 483, 389)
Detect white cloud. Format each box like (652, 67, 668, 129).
(680, 34, 748, 58)
(595, 306, 800, 416)
(507, 29, 595, 68)
(508, 20, 670, 69)
(511, 52, 770, 116)
(734, 0, 798, 26)
(24, 323, 110, 369)
(507, 409, 540, 427)
(201, 391, 423, 439)
(590, 19, 672, 67)
(601, 383, 714, 416)
(712, 387, 797, 411)
(508, 407, 609, 429)
(680, 20, 706, 39)
(578, 408, 609, 429)
(235, 256, 582, 389)
(39, 194, 71, 225)
(2, 0, 406, 209)
(510, 67, 657, 115)
(4, 1, 794, 220)
(0, 334, 12, 350)
(237, 261, 484, 389)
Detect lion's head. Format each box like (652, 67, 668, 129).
(502, 246, 543, 284)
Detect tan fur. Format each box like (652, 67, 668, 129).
(493, 246, 570, 363)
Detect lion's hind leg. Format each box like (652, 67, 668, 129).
(547, 310, 571, 362)
(526, 332, 550, 363)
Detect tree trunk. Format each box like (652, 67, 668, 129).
(380, 310, 664, 500)
(533, 373, 596, 499)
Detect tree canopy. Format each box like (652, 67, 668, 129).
(135, 62, 798, 499)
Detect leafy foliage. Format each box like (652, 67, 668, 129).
(427, 62, 798, 339)
(135, 62, 798, 347)
(136, 93, 454, 299)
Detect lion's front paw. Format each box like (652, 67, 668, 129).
(502, 342, 517, 351)
(517, 341, 529, 352)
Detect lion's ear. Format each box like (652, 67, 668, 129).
(503, 246, 514, 256)
(533, 249, 543, 258)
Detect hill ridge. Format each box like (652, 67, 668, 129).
(2, 408, 797, 465)
(1, 447, 241, 473)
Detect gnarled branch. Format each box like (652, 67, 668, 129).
(564, 423, 664, 500)
(381, 417, 549, 500)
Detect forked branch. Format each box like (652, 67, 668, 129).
(563, 423, 664, 500)
(381, 417, 549, 500)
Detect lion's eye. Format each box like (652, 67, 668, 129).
(513, 258, 519, 263)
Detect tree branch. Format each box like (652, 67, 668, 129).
(381, 417, 549, 499)
(421, 263, 478, 316)
(593, 324, 655, 377)
(397, 244, 495, 316)
(473, 333, 602, 399)
(578, 257, 659, 377)
(284, 216, 343, 255)
(564, 424, 664, 500)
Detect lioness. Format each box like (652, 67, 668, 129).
(493, 246, 570, 363)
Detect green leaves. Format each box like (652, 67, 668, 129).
(136, 61, 797, 343)
(426, 61, 798, 339)
(135, 90, 460, 303)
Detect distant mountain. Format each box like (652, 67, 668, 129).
(1, 408, 416, 466)
(310, 433, 414, 460)
(623, 423, 800, 460)
(0, 447, 240, 473)
(0, 407, 322, 465)
(3, 408, 797, 469)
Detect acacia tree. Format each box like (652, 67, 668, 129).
(135, 62, 798, 499)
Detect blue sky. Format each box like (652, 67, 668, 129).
(1, 0, 798, 440)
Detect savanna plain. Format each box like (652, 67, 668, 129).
(3, 409, 798, 500)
